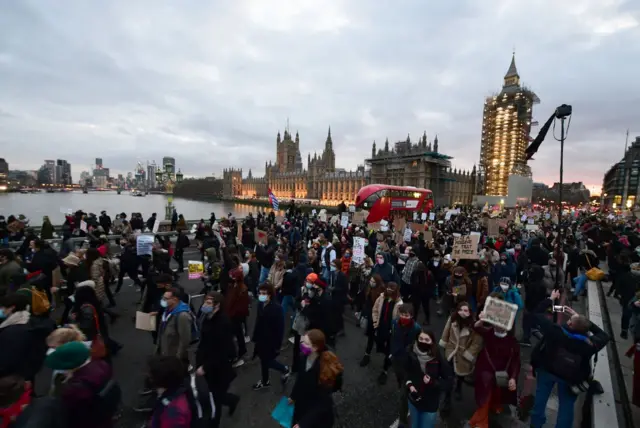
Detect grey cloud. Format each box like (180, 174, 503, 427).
(0, 0, 638, 190)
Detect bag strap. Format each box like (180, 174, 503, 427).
(484, 347, 512, 373)
(586, 256, 593, 270)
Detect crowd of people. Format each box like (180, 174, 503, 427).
(0, 200, 637, 428)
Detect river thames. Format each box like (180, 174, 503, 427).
(0, 191, 269, 222)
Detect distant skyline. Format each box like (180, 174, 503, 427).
(1, 1, 639, 191)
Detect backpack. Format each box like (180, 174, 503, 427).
(184, 373, 215, 428)
(172, 310, 200, 345)
(549, 346, 584, 385)
(17, 287, 50, 315)
(78, 377, 122, 421)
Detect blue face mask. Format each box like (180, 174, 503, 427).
(160, 299, 168, 308)
(258, 295, 268, 303)
(0, 309, 5, 319)
(200, 305, 214, 314)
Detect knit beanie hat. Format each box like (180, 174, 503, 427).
(45, 341, 91, 371)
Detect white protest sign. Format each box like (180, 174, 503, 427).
(349, 205, 356, 213)
(152, 218, 160, 234)
(429, 212, 435, 221)
(80, 220, 88, 233)
(451, 234, 479, 260)
(340, 213, 349, 228)
(136, 235, 154, 256)
(352, 237, 366, 264)
(482, 296, 518, 331)
(403, 228, 412, 242)
(421, 212, 427, 221)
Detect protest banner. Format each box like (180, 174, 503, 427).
(188, 260, 204, 280)
(254, 229, 268, 245)
(482, 296, 518, 330)
(423, 230, 433, 242)
(275, 215, 285, 224)
(403, 228, 412, 242)
(352, 237, 366, 264)
(451, 234, 479, 260)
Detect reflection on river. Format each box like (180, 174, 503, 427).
(0, 191, 272, 222)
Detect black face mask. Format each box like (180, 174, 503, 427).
(417, 342, 431, 353)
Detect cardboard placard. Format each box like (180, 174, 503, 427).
(254, 229, 268, 245)
(451, 234, 479, 260)
(393, 217, 406, 233)
(409, 223, 423, 233)
(423, 230, 433, 242)
(482, 296, 518, 331)
(275, 215, 285, 224)
(135, 311, 157, 332)
(340, 213, 349, 228)
(487, 219, 499, 237)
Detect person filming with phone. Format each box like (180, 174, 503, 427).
(530, 289, 610, 428)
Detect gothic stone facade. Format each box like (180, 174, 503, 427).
(223, 128, 474, 206)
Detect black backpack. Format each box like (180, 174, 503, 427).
(79, 378, 122, 420)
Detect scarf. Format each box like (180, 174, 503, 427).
(413, 343, 435, 373)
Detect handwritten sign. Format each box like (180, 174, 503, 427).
(482, 296, 518, 330)
(340, 213, 349, 228)
(403, 228, 412, 242)
(136, 235, 154, 256)
(352, 237, 366, 265)
(188, 261, 204, 280)
(423, 230, 433, 242)
(451, 234, 479, 260)
(487, 219, 499, 237)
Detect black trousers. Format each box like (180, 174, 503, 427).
(231, 316, 247, 357)
(174, 250, 184, 272)
(412, 294, 431, 324)
(210, 383, 239, 428)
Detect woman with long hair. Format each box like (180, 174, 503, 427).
(404, 328, 452, 428)
(439, 301, 483, 408)
(358, 274, 386, 366)
(70, 284, 113, 362)
(289, 329, 344, 428)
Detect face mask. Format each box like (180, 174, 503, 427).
(458, 310, 469, 319)
(160, 299, 168, 308)
(200, 305, 214, 314)
(68, 295, 76, 303)
(399, 317, 413, 327)
(417, 341, 431, 353)
(258, 295, 268, 303)
(308, 289, 317, 298)
(433, 261, 439, 267)
(0, 309, 6, 319)
(344, 253, 351, 259)
(305, 282, 313, 289)
(376, 258, 384, 265)
(500, 284, 509, 292)
(245, 253, 250, 259)
(300, 343, 313, 356)
(494, 331, 508, 338)
(369, 280, 377, 287)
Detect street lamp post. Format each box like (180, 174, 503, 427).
(155, 162, 184, 220)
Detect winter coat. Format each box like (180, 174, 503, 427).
(195, 311, 236, 390)
(438, 317, 483, 376)
(404, 347, 452, 413)
(59, 360, 114, 428)
(156, 302, 192, 361)
(371, 295, 403, 329)
(291, 355, 340, 428)
(252, 301, 284, 360)
(89, 260, 106, 302)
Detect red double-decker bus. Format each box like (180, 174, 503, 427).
(354, 184, 434, 222)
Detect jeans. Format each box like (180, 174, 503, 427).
(259, 266, 269, 285)
(408, 400, 437, 428)
(260, 357, 288, 383)
(573, 273, 588, 296)
(321, 266, 330, 283)
(280, 295, 295, 321)
(531, 368, 577, 428)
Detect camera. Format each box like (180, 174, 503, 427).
(555, 104, 572, 119)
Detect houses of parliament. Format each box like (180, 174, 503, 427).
(222, 127, 476, 206)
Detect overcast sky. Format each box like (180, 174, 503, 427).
(1, 1, 638, 192)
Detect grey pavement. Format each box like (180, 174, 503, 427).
(35, 250, 562, 428)
(600, 279, 640, 427)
